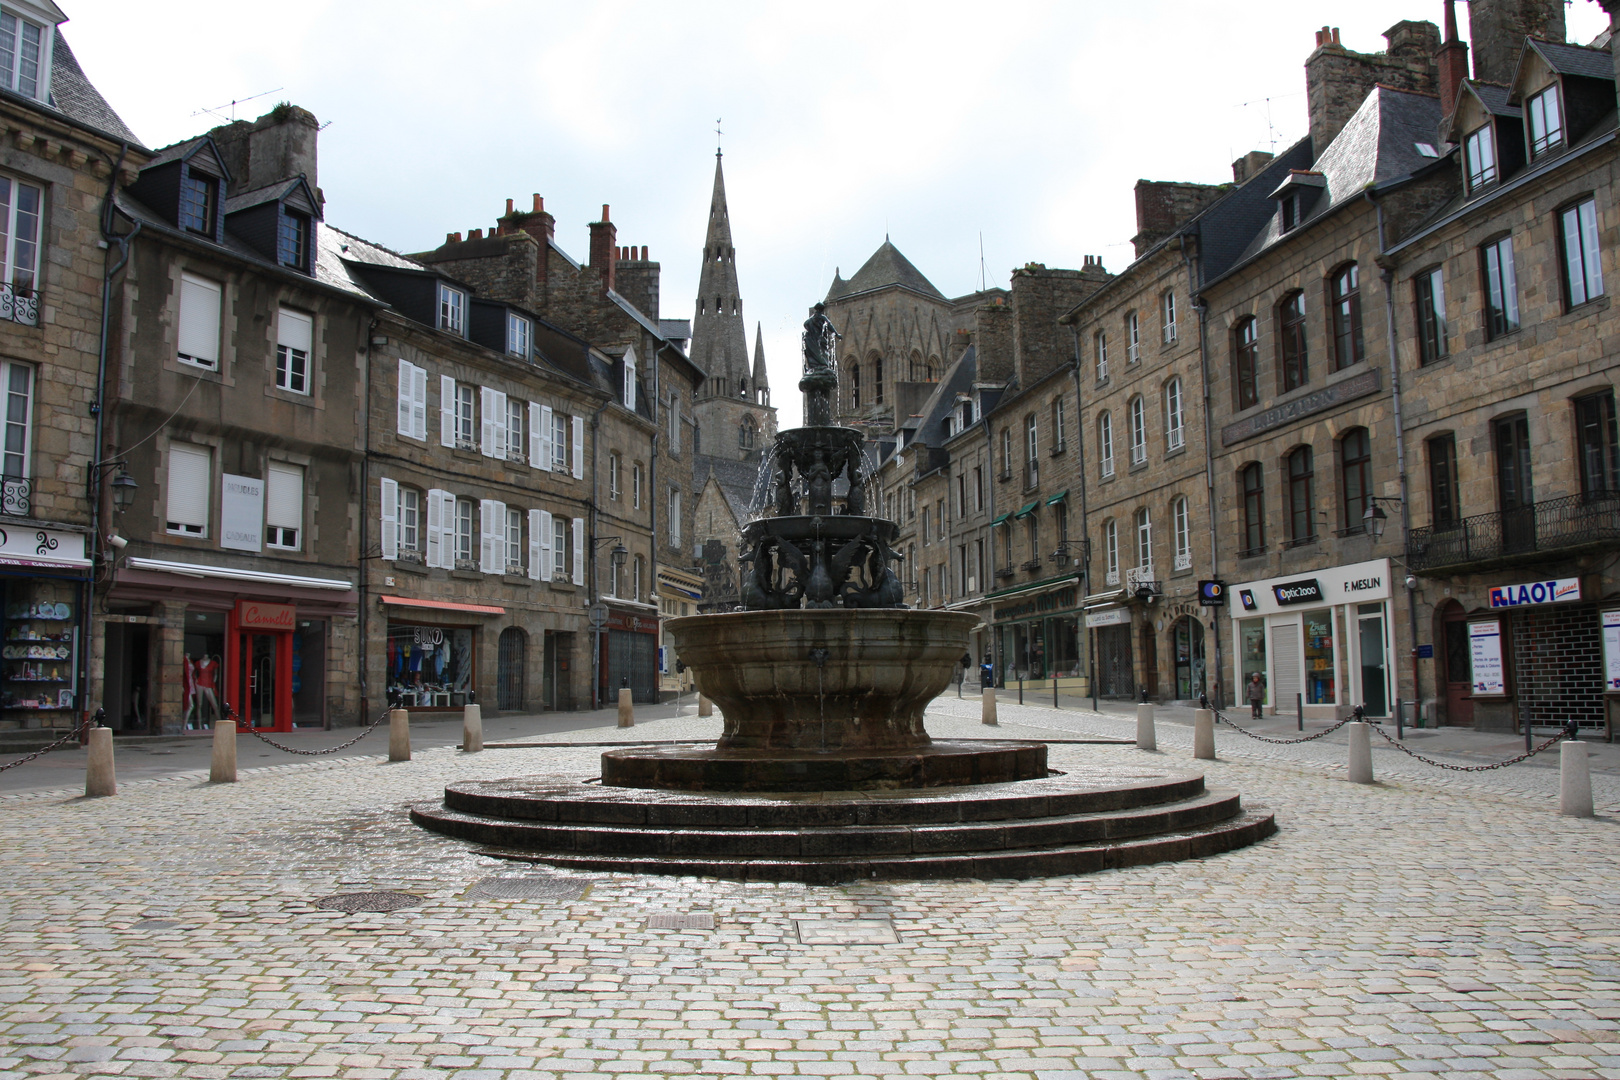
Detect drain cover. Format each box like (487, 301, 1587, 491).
(469, 876, 591, 901)
(796, 919, 899, 945)
(647, 913, 713, 930)
(312, 891, 423, 913)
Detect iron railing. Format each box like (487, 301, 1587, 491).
(1407, 490, 1620, 572)
(0, 282, 38, 327)
(0, 476, 28, 517)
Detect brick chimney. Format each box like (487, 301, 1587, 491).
(588, 204, 617, 297)
(1467, 0, 1565, 86)
(1437, 0, 1470, 123)
(1306, 21, 1438, 155)
(1231, 150, 1275, 184)
(1132, 180, 1224, 258)
(975, 302, 1015, 385)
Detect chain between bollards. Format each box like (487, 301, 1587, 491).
(229, 702, 392, 756)
(1215, 708, 1357, 744)
(0, 712, 94, 773)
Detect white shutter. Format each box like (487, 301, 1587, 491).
(571, 415, 584, 479)
(492, 390, 509, 458)
(441, 492, 458, 566)
(572, 517, 585, 586)
(493, 500, 507, 570)
(670, 395, 680, 454)
(412, 364, 428, 440)
(479, 499, 496, 573)
(529, 402, 545, 470)
(396, 360, 413, 436)
(177, 273, 221, 367)
(540, 509, 554, 579)
(624, 348, 637, 410)
(539, 404, 554, 472)
(440, 375, 456, 447)
(480, 386, 497, 457)
(528, 508, 543, 579)
(670, 490, 682, 549)
(165, 444, 211, 530)
(278, 308, 313, 354)
(266, 463, 302, 529)
(425, 487, 446, 567)
(379, 477, 398, 560)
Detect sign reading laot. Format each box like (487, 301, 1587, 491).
(236, 600, 295, 630)
(1221, 369, 1381, 446)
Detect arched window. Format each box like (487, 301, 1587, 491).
(927, 356, 940, 381)
(1162, 290, 1178, 344)
(1287, 446, 1315, 543)
(738, 377, 747, 398)
(873, 355, 884, 404)
(850, 363, 861, 408)
(1233, 316, 1259, 410)
(1278, 290, 1307, 391)
(1135, 507, 1153, 570)
(1164, 377, 1184, 450)
(1126, 310, 1141, 362)
(1024, 413, 1039, 487)
(739, 417, 757, 450)
(1341, 427, 1371, 531)
(909, 351, 923, 381)
(1240, 463, 1264, 555)
(1329, 262, 1363, 370)
(1094, 330, 1108, 381)
(1103, 518, 1119, 584)
(1128, 395, 1146, 465)
(1172, 495, 1191, 570)
(1099, 410, 1114, 478)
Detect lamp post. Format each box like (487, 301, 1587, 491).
(590, 536, 631, 709)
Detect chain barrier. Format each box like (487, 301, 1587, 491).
(0, 714, 92, 773)
(228, 701, 390, 757)
(1214, 709, 1356, 744)
(1365, 720, 1570, 772)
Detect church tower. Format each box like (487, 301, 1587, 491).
(690, 150, 776, 461)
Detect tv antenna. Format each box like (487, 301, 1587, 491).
(715, 117, 722, 157)
(191, 87, 284, 124)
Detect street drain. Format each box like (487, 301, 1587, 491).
(312, 891, 424, 913)
(469, 876, 592, 901)
(647, 913, 714, 930)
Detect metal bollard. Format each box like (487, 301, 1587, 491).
(698, 694, 712, 718)
(462, 703, 483, 753)
(982, 687, 998, 726)
(1347, 721, 1373, 783)
(1193, 708, 1215, 760)
(1561, 739, 1594, 817)
(1297, 692, 1304, 731)
(618, 687, 634, 728)
(209, 718, 237, 783)
(388, 709, 411, 762)
(1053, 677, 1060, 710)
(84, 725, 115, 797)
(1135, 702, 1156, 751)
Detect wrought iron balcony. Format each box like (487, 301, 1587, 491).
(0, 282, 38, 327)
(1407, 491, 1620, 573)
(1, 476, 29, 516)
(1019, 558, 1043, 573)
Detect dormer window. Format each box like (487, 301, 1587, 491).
(506, 311, 530, 358)
(1280, 192, 1302, 233)
(0, 10, 48, 102)
(1270, 171, 1323, 234)
(277, 208, 309, 271)
(179, 171, 217, 236)
(437, 283, 465, 334)
(1465, 124, 1497, 191)
(1527, 84, 1563, 157)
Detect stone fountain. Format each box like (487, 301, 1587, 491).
(412, 304, 1273, 882)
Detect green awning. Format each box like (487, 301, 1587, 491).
(1014, 500, 1039, 519)
(1046, 489, 1069, 505)
(990, 511, 1011, 526)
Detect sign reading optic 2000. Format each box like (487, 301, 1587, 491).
(1488, 578, 1581, 608)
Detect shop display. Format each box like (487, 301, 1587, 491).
(2, 593, 76, 714)
(1303, 611, 1335, 704)
(387, 623, 474, 707)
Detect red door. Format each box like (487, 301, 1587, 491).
(225, 602, 295, 732)
(1442, 614, 1473, 726)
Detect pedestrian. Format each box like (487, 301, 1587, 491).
(1247, 672, 1266, 719)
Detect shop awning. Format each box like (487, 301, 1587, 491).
(1014, 500, 1039, 519)
(990, 511, 1011, 526)
(126, 557, 352, 591)
(1045, 489, 1069, 505)
(380, 595, 504, 615)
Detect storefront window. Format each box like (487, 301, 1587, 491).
(184, 610, 226, 731)
(1356, 603, 1388, 717)
(1047, 616, 1080, 678)
(1304, 609, 1335, 705)
(292, 619, 326, 727)
(1240, 618, 1267, 705)
(1173, 617, 1205, 700)
(386, 622, 475, 707)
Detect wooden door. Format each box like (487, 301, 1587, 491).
(1442, 614, 1473, 726)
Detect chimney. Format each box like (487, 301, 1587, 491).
(588, 204, 617, 297)
(975, 303, 1015, 384)
(1306, 20, 1439, 155)
(208, 104, 322, 201)
(1468, 0, 1565, 86)
(1436, 0, 1470, 122)
(1232, 150, 1275, 184)
(1132, 180, 1224, 258)
(469, 228, 482, 241)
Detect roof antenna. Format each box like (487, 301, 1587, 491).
(190, 86, 283, 123)
(978, 232, 986, 293)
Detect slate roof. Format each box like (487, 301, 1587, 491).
(912, 345, 978, 453)
(224, 177, 315, 216)
(825, 239, 945, 302)
(1466, 81, 1522, 118)
(1194, 138, 1314, 285)
(694, 454, 762, 523)
(144, 136, 213, 171)
(1524, 39, 1615, 82)
(45, 33, 140, 145)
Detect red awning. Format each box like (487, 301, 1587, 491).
(379, 595, 505, 615)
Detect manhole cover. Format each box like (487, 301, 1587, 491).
(647, 913, 714, 930)
(312, 891, 424, 913)
(795, 919, 899, 945)
(128, 919, 181, 930)
(469, 876, 591, 901)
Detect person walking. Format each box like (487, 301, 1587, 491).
(1247, 672, 1266, 719)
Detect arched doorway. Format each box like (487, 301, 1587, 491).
(1435, 599, 1472, 726)
(497, 627, 526, 712)
(1172, 617, 1206, 701)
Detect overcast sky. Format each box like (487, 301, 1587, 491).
(64, 1, 1610, 426)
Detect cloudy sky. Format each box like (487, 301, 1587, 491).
(64, 1, 1610, 425)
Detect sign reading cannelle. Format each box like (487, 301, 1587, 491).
(236, 600, 295, 631)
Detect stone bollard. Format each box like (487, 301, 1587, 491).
(84, 726, 115, 797)
(388, 709, 411, 762)
(982, 687, 998, 726)
(618, 687, 634, 728)
(1561, 739, 1594, 817)
(1347, 721, 1373, 784)
(697, 693, 712, 718)
(209, 718, 237, 783)
(462, 703, 482, 753)
(1193, 708, 1215, 760)
(1136, 702, 1156, 751)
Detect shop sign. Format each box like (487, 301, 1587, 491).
(995, 586, 1078, 623)
(1468, 620, 1506, 696)
(1272, 578, 1324, 606)
(0, 526, 88, 568)
(236, 600, 295, 631)
(1220, 369, 1380, 445)
(1085, 607, 1131, 628)
(1233, 559, 1391, 616)
(1603, 611, 1620, 692)
(220, 474, 264, 552)
(606, 610, 658, 634)
(1487, 577, 1581, 608)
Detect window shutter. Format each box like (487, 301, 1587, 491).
(571, 415, 584, 479)
(494, 500, 508, 569)
(177, 274, 222, 367)
(539, 405, 554, 471)
(529, 401, 544, 470)
(528, 508, 543, 579)
(670, 395, 680, 454)
(478, 499, 495, 573)
(440, 375, 456, 447)
(165, 444, 211, 530)
(278, 308, 312, 354)
(379, 477, 398, 560)
(412, 364, 428, 440)
(492, 390, 509, 458)
(440, 492, 458, 566)
(480, 386, 497, 457)
(266, 463, 302, 529)
(540, 509, 554, 578)
(425, 487, 446, 567)
(396, 360, 413, 436)
(572, 517, 585, 585)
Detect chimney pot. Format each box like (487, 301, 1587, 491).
(451, 231, 462, 243)
(641, 245, 648, 261)
(533, 193, 542, 212)
(505, 197, 514, 216)
(469, 228, 483, 240)
(446, 232, 456, 245)
(1332, 27, 1340, 45)
(601, 204, 610, 222)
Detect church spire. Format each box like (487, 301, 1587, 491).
(691, 151, 749, 398)
(752, 322, 769, 402)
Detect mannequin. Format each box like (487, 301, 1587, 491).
(182, 654, 197, 729)
(194, 653, 219, 726)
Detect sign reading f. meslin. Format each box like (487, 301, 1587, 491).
(1221, 369, 1381, 445)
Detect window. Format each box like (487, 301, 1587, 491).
(1024, 518, 1038, 568)
(632, 462, 643, 509)
(1135, 507, 1152, 570)
(1024, 415, 1038, 487)
(166, 443, 210, 537)
(1172, 496, 1191, 571)
(1575, 391, 1620, 497)
(1162, 291, 1177, 344)
(1164, 378, 1184, 450)
(1465, 124, 1496, 191)
(974, 466, 984, 511)
(1278, 290, 1307, 391)
(1494, 413, 1534, 517)
(1280, 191, 1303, 233)
(177, 272, 222, 370)
(669, 489, 681, 549)
(1414, 267, 1448, 365)
(506, 397, 524, 462)
(0, 360, 29, 487)
(399, 486, 421, 553)
(505, 506, 523, 572)
(1527, 83, 1563, 157)
(1340, 428, 1371, 533)
(632, 554, 645, 603)
(1000, 428, 1012, 478)
(739, 416, 756, 450)
(609, 452, 621, 500)
(396, 360, 428, 441)
(552, 515, 567, 578)
(1103, 519, 1119, 584)
(552, 411, 568, 470)
(956, 471, 967, 517)
(1560, 198, 1603, 309)
(850, 363, 860, 409)
(454, 497, 474, 565)
(1240, 463, 1264, 554)
(455, 384, 475, 447)
(1128, 396, 1146, 466)
(178, 170, 216, 236)
(1095, 331, 1108, 380)
(1481, 235, 1519, 340)
(1099, 410, 1114, 478)
(1329, 263, 1363, 370)
(507, 312, 531, 358)
(622, 349, 637, 412)
(1052, 396, 1066, 452)
(438, 283, 466, 334)
(277, 209, 309, 271)
(1427, 435, 1458, 526)
(1126, 311, 1140, 362)
(873, 356, 884, 405)
(1233, 316, 1258, 410)
(0, 11, 46, 101)
(275, 308, 312, 394)
(1287, 446, 1315, 543)
(1055, 500, 1068, 543)
(265, 462, 303, 550)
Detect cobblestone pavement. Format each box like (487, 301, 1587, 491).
(2, 699, 1617, 1080)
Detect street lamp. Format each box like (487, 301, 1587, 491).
(109, 467, 137, 514)
(1362, 496, 1401, 539)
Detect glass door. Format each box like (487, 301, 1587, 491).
(1357, 603, 1388, 717)
(236, 632, 280, 729)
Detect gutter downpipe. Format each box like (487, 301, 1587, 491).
(1185, 238, 1225, 707)
(589, 396, 612, 710)
(1369, 189, 1423, 726)
(357, 314, 380, 728)
(1066, 323, 1092, 697)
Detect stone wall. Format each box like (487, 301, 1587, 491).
(1306, 21, 1438, 153)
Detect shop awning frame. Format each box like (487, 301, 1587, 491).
(990, 511, 1011, 526)
(1014, 500, 1039, 519)
(1045, 489, 1069, 505)
(380, 595, 505, 615)
(126, 557, 352, 591)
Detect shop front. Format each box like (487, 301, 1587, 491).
(1085, 604, 1134, 698)
(991, 580, 1083, 690)
(380, 595, 505, 712)
(657, 565, 703, 695)
(1230, 558, 1394, 719)
(599, 604, 658, 705)
(0, 526, 91, 731)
